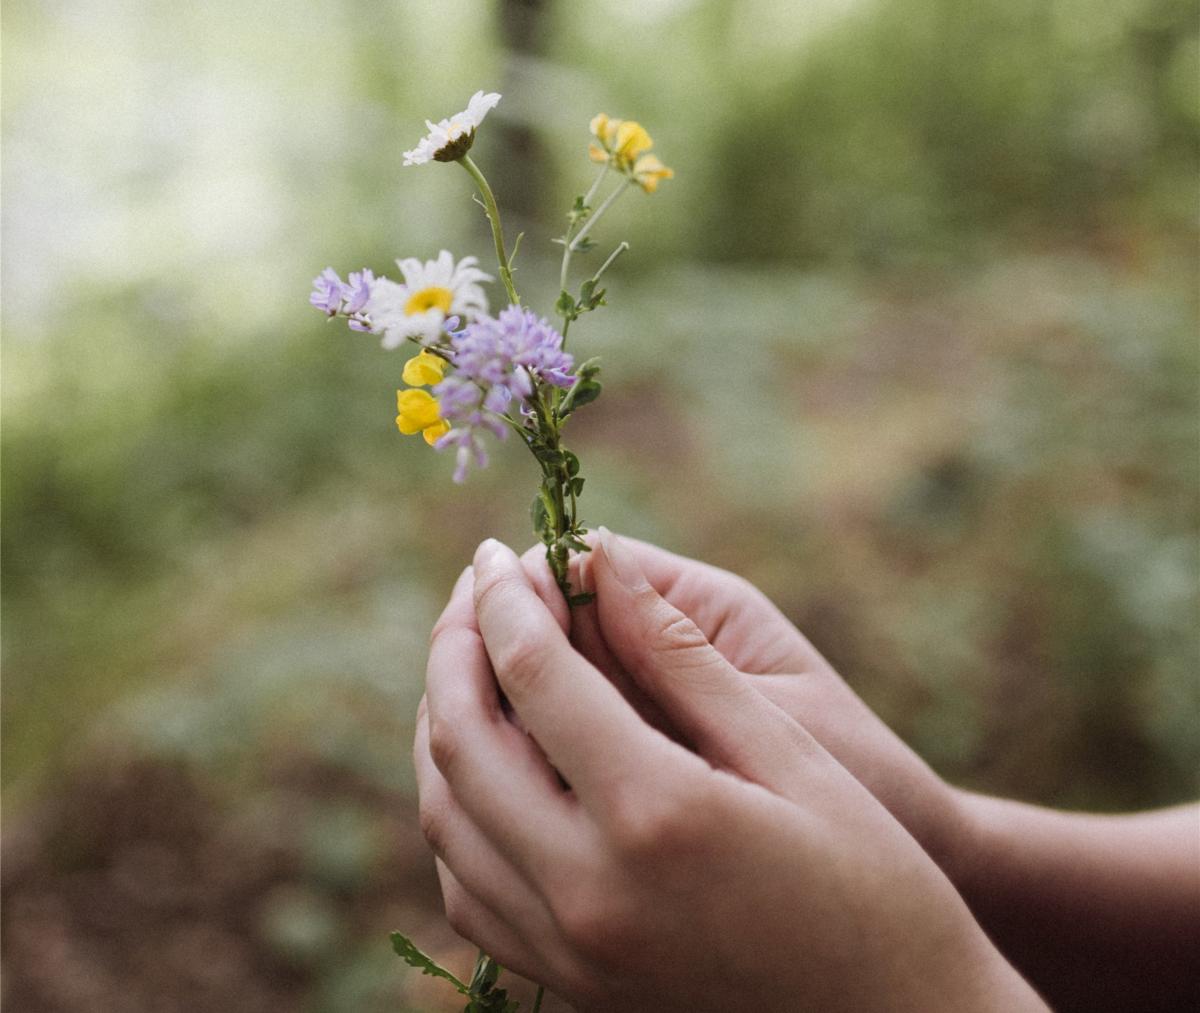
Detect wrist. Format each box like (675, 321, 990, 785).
(934, 786, 990, 897)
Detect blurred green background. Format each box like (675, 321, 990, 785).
(2, 0, 1197, 1009)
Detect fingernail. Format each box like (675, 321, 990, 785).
(598, 526, 644, 591)
(474, 537, 507, 571)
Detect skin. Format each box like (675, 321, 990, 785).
(520, 531, 1200, 1011)
(413, 533, 1047, 1011)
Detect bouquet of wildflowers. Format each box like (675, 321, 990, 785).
(310, 91, 671, 1009)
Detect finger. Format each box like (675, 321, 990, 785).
(414, 711, 558, 937)
(592, 527, 824, 801)
(568, 587, 680, 739)
(425, 563, 583, 878)
(472, 538, 673, 807)
(517, 546, 680, 741)
(606, 536, 814, 674)
(520, 543, 569, 635)
(434, 859, 547, 985)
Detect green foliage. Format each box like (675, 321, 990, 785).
(390, 933, 470, 994)
(389, 936, 522, 1011)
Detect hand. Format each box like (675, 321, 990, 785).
(556, 532, 969, 879)
(413, 536, 1044, 1011)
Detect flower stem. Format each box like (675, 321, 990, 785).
(559, 165, 610, 296)
(532, 985, 545, 1012)
(458, 154, 520, 305)
(569, 177, 633, 252)
(591, 241, 630, 284)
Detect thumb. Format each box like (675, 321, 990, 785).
(592, 528, 822, 796)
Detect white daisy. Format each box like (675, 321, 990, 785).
(366, 250, 492, 348)
(403, 91, 502, 166)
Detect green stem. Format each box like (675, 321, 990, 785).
(568, 178, 633, 252)
(458, 154, 519, 305)
(560, 165, 610, 295)
(591, 241, 630, 284)
(532, 985, 546, 1012)
(534, 390, 573, 595)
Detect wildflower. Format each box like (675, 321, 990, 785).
(343, 269, 375, 314)
(310, 268, 346, 316)
(429, 306, 574, 482)
(366, 250, 492, 348)
(589, 114, 653, 171)
(403, 91, 502, 166)
(632, 154, 674, 194)
(310, 266, 375, 330)
(402, 349, 449, 387)
(396, 389, 451, 445)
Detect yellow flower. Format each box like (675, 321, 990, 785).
(396, 388, 449, 445)
(421, 419, 451, 445)
(632, 154, 674, 194)
(402, 349, 449, 387)
(613, 121, 652, 168)
(590, 113, 619, 147)
(588, 113, 664, 177)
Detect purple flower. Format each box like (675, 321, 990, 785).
(429, 306, 574, 482)
(309, 267, 345, 316)
(310, 266, 375, 331)
(343, 269, 375, 314)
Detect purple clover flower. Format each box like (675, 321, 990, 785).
(343, 269, 375, 313)
(432, 305, 574, 482)
(309, 266, 374, 331)
(309, 268, 345, 316)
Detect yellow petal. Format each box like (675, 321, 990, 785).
(422, 419, 451, 445)
(614, 121, 652, 165)
(588, 142, 608, 163)
(396, 388, 441, 435)
(402, 349, 448, 387)
(633, 154, 674, 193)
(589, 113, 610, 140)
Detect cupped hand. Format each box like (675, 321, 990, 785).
(413, 537, 1044, 1012)
(552, 531, 968, 877)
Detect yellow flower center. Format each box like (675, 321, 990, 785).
(404, 286, 454, 315)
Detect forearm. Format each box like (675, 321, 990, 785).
(949, 794, 1200, 1012)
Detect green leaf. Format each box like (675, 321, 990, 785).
(390, 933, 469, 995)
(533, 444, 565, 467)
(577, 278, 606, 311)
(469, 953, 502, 994)
(564, 451, 580, 477)
(555, 290, 576, 318)
(576, 357, 602, 380)
(531, 495, 549, 536)
(569, 380, 602, 411)
(567, 195, 590, 226)
(574, 236, 597, 252)
(567, 592, 596, 606)
(571, 476, 585, 496)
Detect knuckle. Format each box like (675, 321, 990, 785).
(553, 885, 633, 961)
(418, 798, 449, 856)
(492, 632, 544, 687)
(653, 609, 710, 657)
(608, 784, 695, 859)
(427, 715, 461, 778)
(442, 885, 476, 941)
(474, 567, 523, 619)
